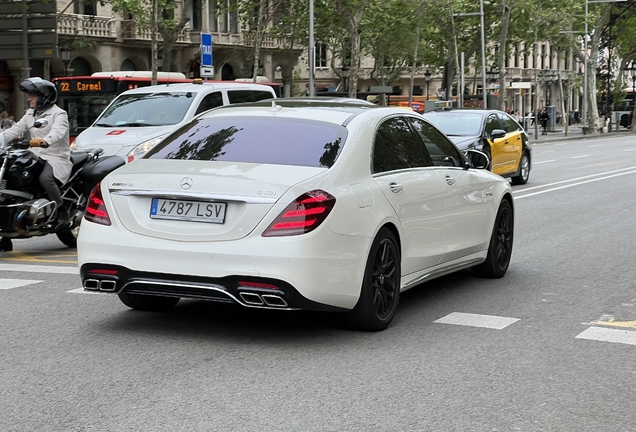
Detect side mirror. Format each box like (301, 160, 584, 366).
(490, 129, 506, 139)
(466, 149, 490, 170)
(33, 119, 49, 129)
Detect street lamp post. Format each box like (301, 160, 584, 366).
(60, 42, 74, 77)
(424, 69, 431, 100)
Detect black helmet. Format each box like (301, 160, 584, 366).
(7, 150, 45, 190)
(19, 77, 58, 111)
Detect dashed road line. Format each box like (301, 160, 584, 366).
(0, 279, 43, 290)
(434, 312, 519, 329)
(66, 288, 110, 295)
(533, 160, 556, 164)
(624, 148, 636, 152)
(575, 327, 636, 346)
(570, 155, 590, 159)
(0, 263, 77, 274)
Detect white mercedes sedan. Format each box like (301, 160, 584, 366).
(78, 100, 514, 331)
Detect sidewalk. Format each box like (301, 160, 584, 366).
(528, 124, 634, 144)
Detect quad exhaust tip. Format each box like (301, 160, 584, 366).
(84, 278, 117, 292)
(238, 291, 288, 308)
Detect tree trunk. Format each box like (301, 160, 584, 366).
(497, 0, 511, 111)
(252, 0, 268, 82)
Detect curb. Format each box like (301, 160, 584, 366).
(530, 130, 633, 144)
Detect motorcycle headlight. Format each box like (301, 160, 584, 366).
(127, 135, 167, 163)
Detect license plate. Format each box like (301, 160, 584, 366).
(150, 198, 226, 223)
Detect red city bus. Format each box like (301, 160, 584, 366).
(53, 72, 283, 141)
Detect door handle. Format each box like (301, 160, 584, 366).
(445, 176, 456, 186)
(389, 182, 402, 193)
(504, 141, 509, 145)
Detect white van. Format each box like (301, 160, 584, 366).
(73, 81, 277, 162)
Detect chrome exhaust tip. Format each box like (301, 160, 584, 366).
(261, 294, 288, 308)
(84, 279, 100, 290)
(239, 292, 264, 305)
(99, 280, 117, 292)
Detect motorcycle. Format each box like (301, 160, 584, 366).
(0, 120, 125, 247)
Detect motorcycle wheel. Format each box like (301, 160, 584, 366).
(56, 224, 80, 248)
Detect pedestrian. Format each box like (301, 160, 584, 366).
(511, 110, 519, 122)
(0, 110, 14, 131)
(539, 108, 550, 135)
(574, 110, 580, 125)
(0, 77, 72, 252)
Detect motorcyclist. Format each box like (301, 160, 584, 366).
(0, 77, 72, 252)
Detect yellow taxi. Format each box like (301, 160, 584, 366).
(423, 108, 532, 185)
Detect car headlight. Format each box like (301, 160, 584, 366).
(71, 135, 84, 149)
(127, 135, 167, 163)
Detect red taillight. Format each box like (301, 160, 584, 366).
(238, 281, 279, 290)
(84, 183, 111, 226)
(88, 269, 119, 275)
(262, 190, 335, 237)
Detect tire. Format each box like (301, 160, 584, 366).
(511, 152, 530, 185)
(346, 228, 401, 331)
(56, 228, 78, 248)
(472, 199, 514, 278)
(118, 293, 180, 311)
(55, 210, 82, 248)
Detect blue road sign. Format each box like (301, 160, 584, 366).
(201, 33, 213, 67)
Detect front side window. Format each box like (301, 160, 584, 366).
(195, 92, 223, 115)
(484, 114, 501, 136)
(409, 118, 463, 167)
(146, 117, 346, 168)
(498, 112, 521, 133)
(96, 92, 196, 127)
(372, 117, 427, 174)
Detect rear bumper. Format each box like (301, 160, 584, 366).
(80, 264, 348, 312)
(78, 220, 373, 310)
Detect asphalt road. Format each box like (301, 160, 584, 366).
(2, 134, 636, 431)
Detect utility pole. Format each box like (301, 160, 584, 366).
(151, 0, 158, 85)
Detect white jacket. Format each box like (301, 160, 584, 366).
(1, 104, 72, 183)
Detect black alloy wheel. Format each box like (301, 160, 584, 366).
(347, 228, 401, 331)
(472, 200, 513, 278)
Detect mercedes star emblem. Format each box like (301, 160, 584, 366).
(180, 177, 193, 190)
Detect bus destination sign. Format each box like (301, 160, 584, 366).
(57, 79, 117, 94)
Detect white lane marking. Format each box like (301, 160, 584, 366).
(66, 288, 110, 295)
(540, 150, 556, 153)
(434, 312, 519, 329)
(624, 148, 636, 152)
(0, 263, 78, 274)
(0, 279, 42, 290)
(575, 327, 636, 346)
(533, 160, 556, 164)
(570, 155, 590, 159)
(588, 144, 604, 147)
(515, 169, 636, 199)
(519, 166, 636, 192)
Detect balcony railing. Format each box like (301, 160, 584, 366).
(120, 20, 191, 43)
(58, 14, 116, 38)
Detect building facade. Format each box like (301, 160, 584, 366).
(0, 0, 583, 121)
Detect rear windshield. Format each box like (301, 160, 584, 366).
(145, 117, 346, 168)
(95, 92, 197, 127)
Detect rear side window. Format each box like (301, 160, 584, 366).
(145, 117, 346, 168)
(227, 90, 275, 104)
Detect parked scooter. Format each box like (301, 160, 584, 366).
(0, 119, 125, 247)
